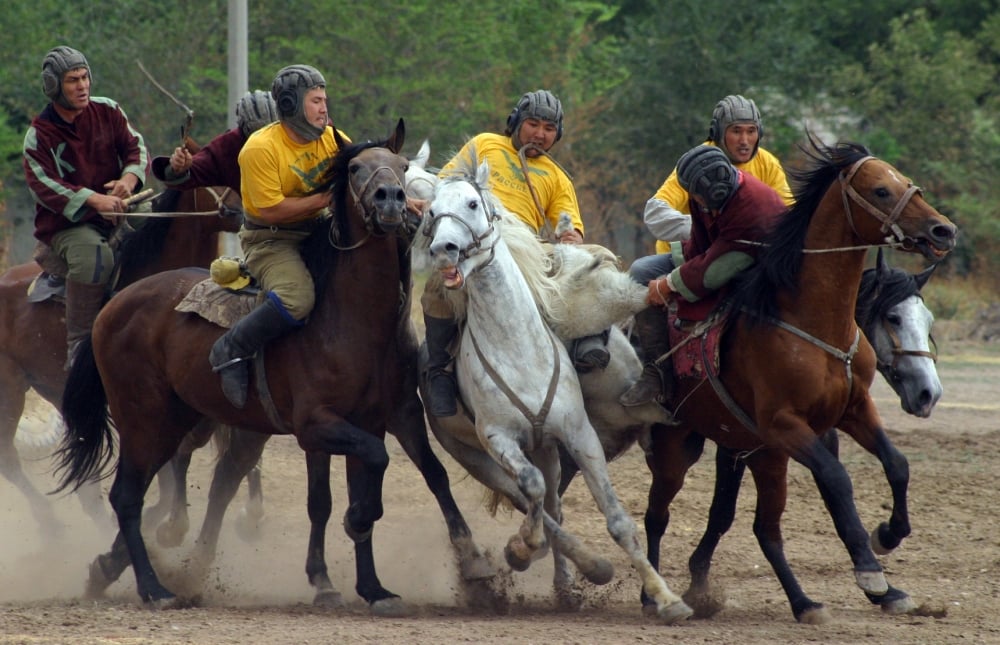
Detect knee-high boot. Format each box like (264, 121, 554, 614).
(619, 307, 674, 407)
(209, 296, 301, 408)
(423, 314, 458, 417)
(65, 280, 107, 370)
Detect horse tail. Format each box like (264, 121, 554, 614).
(53, 335, 115, 494)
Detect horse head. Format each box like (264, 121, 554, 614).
(423, 160, 500, 289)
(329, 119, 409, 239)
(833, 144, 956, 261)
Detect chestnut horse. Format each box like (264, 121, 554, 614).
(54, 121, 434, 613)
(641, 138, 956, 623)
(0, 184, 240, 533)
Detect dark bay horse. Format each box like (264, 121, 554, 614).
(54, 121, 444, 613)
(641, 139, 955, 623)
(0, 185, 241, 533)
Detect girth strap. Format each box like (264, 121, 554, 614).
(468, 325, 561, 433)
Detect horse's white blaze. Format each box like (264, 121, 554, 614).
(871, 295, 941, 417)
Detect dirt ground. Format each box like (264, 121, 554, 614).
(2, 323, 999, 644)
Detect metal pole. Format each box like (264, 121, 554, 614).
(224, 0, 248, 255)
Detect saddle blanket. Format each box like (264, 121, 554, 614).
(667, 309, 725, 380)
(175, 279, 260, 329)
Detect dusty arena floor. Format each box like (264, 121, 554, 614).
(1, 330, 998, 644)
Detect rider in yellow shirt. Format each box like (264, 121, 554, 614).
(424, 89, 603, 418)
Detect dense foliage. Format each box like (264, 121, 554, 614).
(2, 0, 999, 283)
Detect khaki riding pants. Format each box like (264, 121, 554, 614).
(49, 223, 115, 285)
(239, 226, 315, 320)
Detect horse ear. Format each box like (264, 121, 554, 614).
(413, 139, 430, 169)
(875, 247, 889, 281)
(387, 118, 405, 154)
(476, 159, 490, 188)
(334, 127, 347, 149)
(914, 262, 937, 289)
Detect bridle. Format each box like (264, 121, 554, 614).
(839, 155, 922, 247)
(329, 162, 406, 251)
(421, 179, 502, 278)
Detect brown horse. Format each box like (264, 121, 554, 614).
(641, 138, 956, 623)
(55, 121, 430, 613)
(0, 184, 241, 533)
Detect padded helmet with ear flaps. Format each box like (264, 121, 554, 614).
(708, 94, 763, 161)
(42, 46, 91, 109)
(676, 144, 739, 211)
(504, 89, 564, 146)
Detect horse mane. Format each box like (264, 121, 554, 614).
(115, 194, 181, 276)
(727, 134, 873, 324)
(302, 137, 394, 298)
(855, 264, 922, 331)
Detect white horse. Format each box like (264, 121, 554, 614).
(419, 161, 693, 624)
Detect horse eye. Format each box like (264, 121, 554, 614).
(468, 200, 478, 210)
(887, 313, 902, 326)
(875, 187, 890, 199)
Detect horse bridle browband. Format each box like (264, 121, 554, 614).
(839, 155, 922, 246)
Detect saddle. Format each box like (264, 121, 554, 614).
(175, 260, 261, 328)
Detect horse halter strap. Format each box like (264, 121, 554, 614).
(423, 182, 501, 272)
(839, 155, 922, 244)
(878, 317, 938, 378)
(330, 164, 405, 251)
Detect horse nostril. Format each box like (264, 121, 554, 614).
(394, 188, 406, 203)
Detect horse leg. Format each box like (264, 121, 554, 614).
(303, 450, 343, 608)
(153, 452, 191, 548)
(814, 420, 916, 615)
(683, 444, 747, 618)
(790, 434, 894, 596)
(343, 454, 411, 617)
(481, 430, 548, 571)
(108, 456, 179, 606)
(560, 421, 692, 624)
(743, 452, 830, 623)
(0, 380, 62, 535)
(189, 429, 270, 573)
(640, 424, 704, 615)
(389, 399, 491, 581)
(234, 453, 265, 542)
(298, 418, 397, 613)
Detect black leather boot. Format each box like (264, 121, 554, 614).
(572, 328, 611, 373)
(619, 307, 674, 407)
(209, 297, 300, 408)
(423, 314, 458, 417)
(64, 280, 107, 371)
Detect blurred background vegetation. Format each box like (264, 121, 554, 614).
(1, 0, 997, 317)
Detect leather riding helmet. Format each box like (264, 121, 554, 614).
(505, 89, 564, 147)
(236, 90, 279, 138)
(708, 94, 763, 161)
(676, 144, 739, 211)
(42, 46, 91, 110)
(270, 64, 327, 142)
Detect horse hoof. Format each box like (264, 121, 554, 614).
(880, 594, 917, 615)
(682, 585, 727, 619)
(313, 590, 345, 609)
(656, 599, 693, 624)
(854, 569, 889, 595)
(459, 555, 496, 581)
(370, 596, 411, 618)
(797, 605, 832, 624)
(235, 508, 265, 543)
(870, 524, 893, 555)
(144, 594, 183, 610)
(156, 521, 187, 548)
(503, 543, 532, 572)
(555, 586, 584, 612)
(580, 558, 614, 586)
(84, 557, 113, 599)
